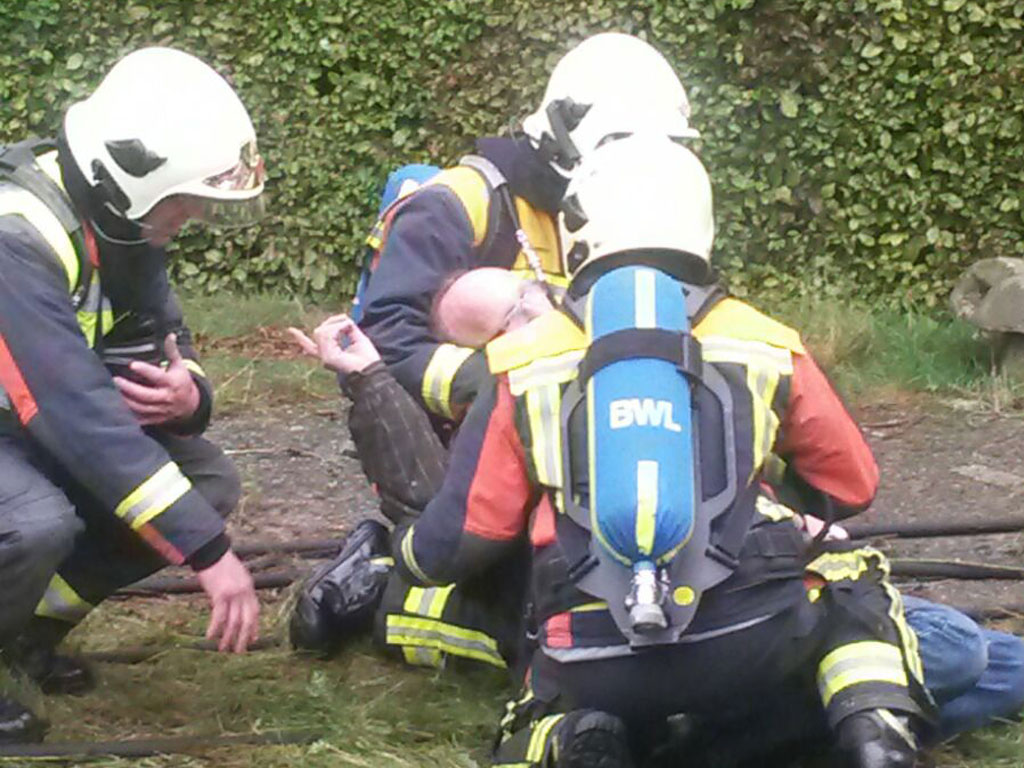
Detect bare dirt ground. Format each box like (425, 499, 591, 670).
(852, 398, 1024, 621)
(207, 394, 1024, 627)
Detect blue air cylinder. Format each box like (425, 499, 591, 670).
(586, 266, 696, 623)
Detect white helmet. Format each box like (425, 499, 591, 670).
(560, 134, 714, 277)
(522, 33, 698, 176)
(64, 47, 264, 224)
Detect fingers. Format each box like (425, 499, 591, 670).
(113, 375, 172, 405)
(207, 597, 227, 643)
(287, 327, 321, 358)
(116, 360, 168, 387)
(238, 592, 260, 653)
(220, 598, 242, 653)
(164, 333, 184, 364)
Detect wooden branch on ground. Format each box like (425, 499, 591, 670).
(118, 570, 299, 596)
(890, 559, 1024, 581)
(848, 516, 1024, 540)
(235, 537, 344, 559)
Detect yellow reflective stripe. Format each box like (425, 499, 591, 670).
(883, 574, 926, 685)
(762, 452, 788, 486)
(527, 714, 565, 762)
(817, 641, 908, 707)
(402, 646, 443, 668)
(693, 298, 805, 354)
(635, 460, 658, 556)
(182, 359, 206, 379)
(570, 601, 608, 613)
(509, 266, 570, 288)
(421, 343, 475, 419)
(524, 382, 562, 488)
(400, 527, 431, 584)
(114, 462, 192, 530)
(807, 549, 872, 583)
(428, 167, 490, 246)
(701, 336, 795, 374)
(512, 195, 564, 280)
(403, 584, 455, 619)
(506, 350, 583, 396)
(747, 363, 782, 477)
(35, 572, 93, 623)
(386, 615, 506, 668)
(487, 311, 586, 376)
(755, 495, 796, 522)
(0, 185, 79, 292)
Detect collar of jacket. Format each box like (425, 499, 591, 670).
(474, 136, 567, 215)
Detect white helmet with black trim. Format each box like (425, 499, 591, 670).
(560, 133, 714, 278)
(63, 47, 265, 237)
(522, 33, 698, 177)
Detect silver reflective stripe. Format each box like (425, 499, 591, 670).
(507, 350, 584, 396)
(525, 382, 562, 488)
(541, 613, 777, 663)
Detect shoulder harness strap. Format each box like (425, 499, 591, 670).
(0, 138, 93, 310)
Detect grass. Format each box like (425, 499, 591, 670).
(18, 291, 1017, 767)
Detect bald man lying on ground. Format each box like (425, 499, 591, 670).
(289, 268, 1024, 741)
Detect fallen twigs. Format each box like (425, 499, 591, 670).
(234, 537, 344, 559)
(0, 730, 320, 760)
(118, 569, 299, 596)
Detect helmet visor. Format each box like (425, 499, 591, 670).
(140, 192, 266, 246)
(202, 140, 266, 195)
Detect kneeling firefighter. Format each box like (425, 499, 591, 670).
(387, 135, 934, 767)
(0, 48, 264, 742)
(290, 31, 701, 672)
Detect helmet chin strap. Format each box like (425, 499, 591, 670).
(87, 212, 148, 247)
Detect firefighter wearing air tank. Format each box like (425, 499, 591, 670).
(290, 33, 705, 670)
(392, 135, 934, 768)
(0, 48, 265, 744)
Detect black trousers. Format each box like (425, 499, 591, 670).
(0, 428, 239, 644)
(494, 547, 933, 767)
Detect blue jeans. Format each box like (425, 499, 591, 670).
(904, 595, 1024, 739)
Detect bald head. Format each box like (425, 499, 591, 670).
(432, 268, 553, 348)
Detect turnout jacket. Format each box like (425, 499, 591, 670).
(358, 137, 568, 426)
(0, 145, 227, 568)
(393, 297, 880, 655)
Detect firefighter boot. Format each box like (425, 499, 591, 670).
(556, 710, 634, 768)
(836, 709, 919, 768)
(0, 697, 46, 745)
(290, 519, 392, 655)
(2, 618, 94, 696)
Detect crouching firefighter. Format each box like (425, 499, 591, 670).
(386, 135, 934, 768)
(0, 47, 265, 743)
(289, 32, 702, 672)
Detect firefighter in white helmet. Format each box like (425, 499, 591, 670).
(290, 32, 703, 673)
(299, 135, 933, 767)
(0, 47, 265, 743)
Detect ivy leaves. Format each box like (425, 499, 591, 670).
(1, 0, 1021, 309)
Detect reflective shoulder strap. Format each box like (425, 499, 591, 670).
(0, 141, 88, 302)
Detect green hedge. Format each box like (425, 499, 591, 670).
(2, 0, 1023, 307)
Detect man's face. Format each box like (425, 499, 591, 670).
(139, 195, 206, 246)
(435, 268, 553, 348)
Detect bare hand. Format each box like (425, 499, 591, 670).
(195, 550, 260, 653)
(113, 334, 200, 425)
(800, 514, 850, 541)
(288, 314, 381, 374)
